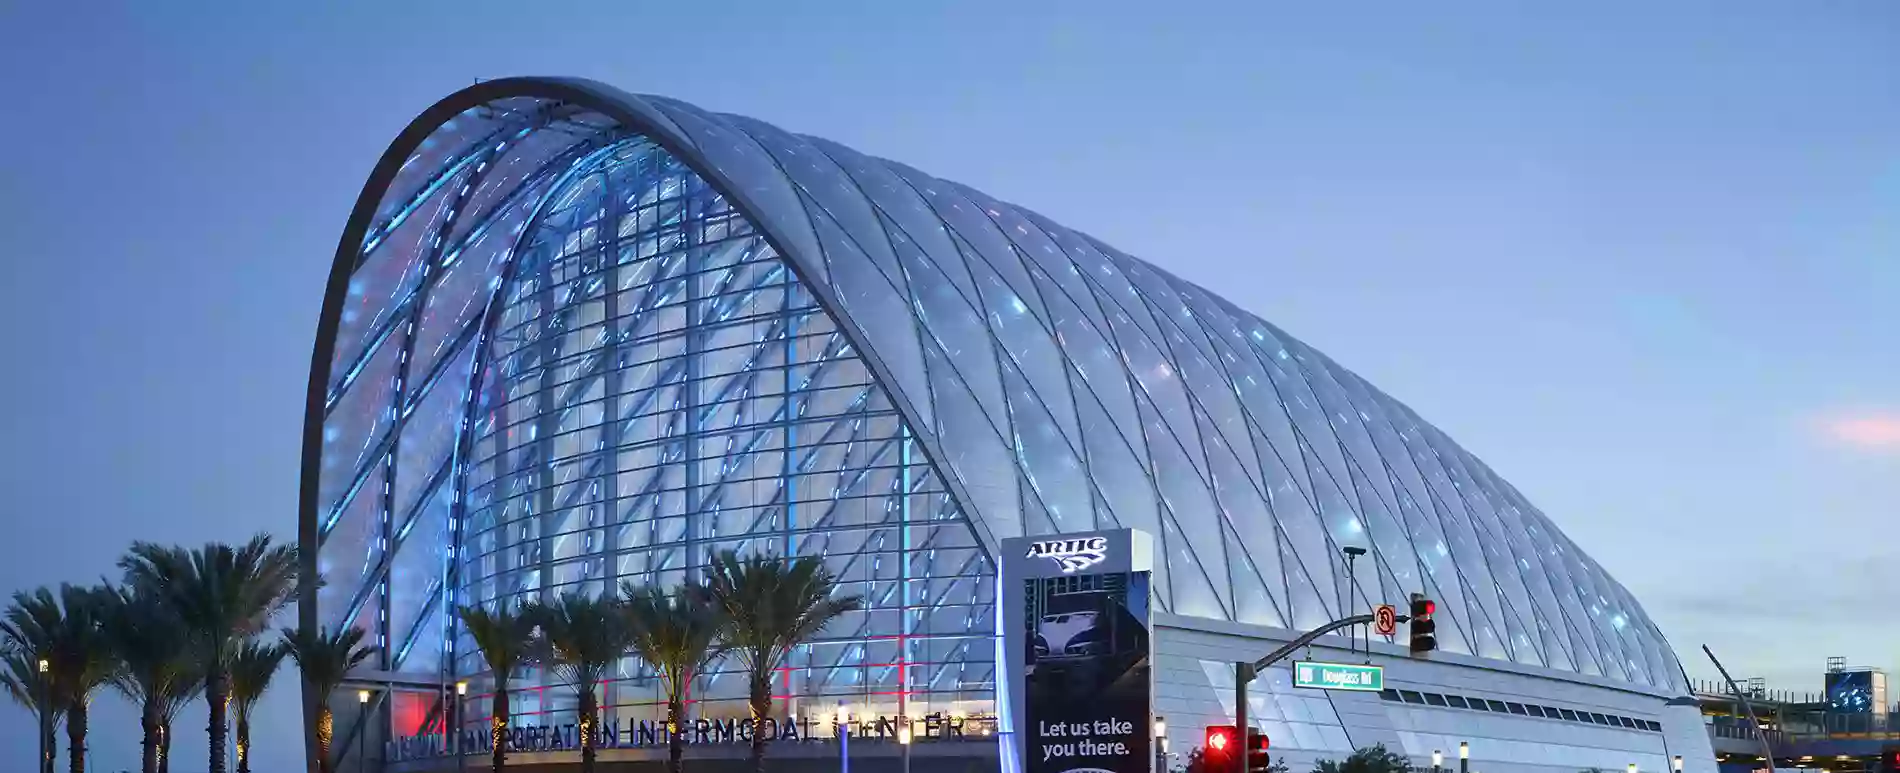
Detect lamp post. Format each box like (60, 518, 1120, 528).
(1674, 757, 1683, 773)
(1628, 764, 1638, 773)
(898, 720, 913, 773)
(359, 689, 372, 773)
(455, 681, 468, 773)
(836, 702, 851, 773)
(1433, 749, 1443, 773)
(1459, 741, 1470, 773)
(37, 658, 50, 773)
(1155, 717, 1169, 773)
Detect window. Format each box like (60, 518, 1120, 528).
(1378, 689, 1661, 734)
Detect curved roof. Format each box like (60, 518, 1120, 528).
(303, 77, 1684, 692)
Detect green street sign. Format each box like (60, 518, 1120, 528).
(1292, 660, 1385, 692)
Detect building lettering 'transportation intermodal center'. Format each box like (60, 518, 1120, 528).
(300, 77, 1715, 773)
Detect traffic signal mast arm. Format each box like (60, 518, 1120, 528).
(1235, 612, 1400, 773)
(1244, 613, 1385, 674)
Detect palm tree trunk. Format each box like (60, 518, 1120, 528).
(158, 721, 172, 773)
(748, 668, 771, 773)
(666, 696, 685, 773)
(207, 672, 229, 773)
(236, 711, 252, 773)
(65, 697, 86, 773)
(491, 685, 509, 773)
(142, 699, 162, 773)
(580, 688, 599, 773)
(314, 705, 333, 773)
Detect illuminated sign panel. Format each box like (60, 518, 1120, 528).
(1003, 529, 1154, 773)
(1025, 537, 1110, 573)
(1291, 661, 1385, 692)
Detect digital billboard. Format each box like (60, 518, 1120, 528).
(1827, 670, 1888, 716)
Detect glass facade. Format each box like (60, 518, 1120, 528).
(305, 78, 1686, 767)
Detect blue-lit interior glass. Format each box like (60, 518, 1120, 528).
(311, 91, 1690, 762)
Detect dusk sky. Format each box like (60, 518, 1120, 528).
(0, 2, 1894, 770)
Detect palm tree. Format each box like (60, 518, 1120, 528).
(97, 585, 201, 773)
(3, 585, 115, 773)
(706, 550, 864, 773)
(622, 581, 728, 773)
(0, 647, 62, 773)
(120, 535, 298, 773)
(527, 592, 638, 773)
(282, 625, 375, 773)
(229, 638, 285, 773)
(459, 600, 537, 773)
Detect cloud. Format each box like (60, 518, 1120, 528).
(1816, 410, 1900, 451)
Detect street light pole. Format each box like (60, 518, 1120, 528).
(455, 682, 468, 773)
(1432, 749, 1443, 773)
(359, 689, 371, 773)
(898, 719, 913, 773)
(1154, 717, 1169, 773)
(1459, 741, 1470, 773)
(1673, 756, 1683, 773)
(38, 658, 50, 773)
(836, 702, 851, 773)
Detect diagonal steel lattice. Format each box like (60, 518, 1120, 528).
(304, 80, 1687, 748)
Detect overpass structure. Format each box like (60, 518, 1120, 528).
(1694, 680, 1900, 773)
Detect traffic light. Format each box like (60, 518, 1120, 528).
(1408, 593, 1437, 656)
(1246, 728, 1271, 773)
(1205, 725, 1239, 767)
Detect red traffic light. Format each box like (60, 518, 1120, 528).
(1246, 728, 1272, 773)
(1206, 725, 1238, 753)
(1408, 593, 1439, 656)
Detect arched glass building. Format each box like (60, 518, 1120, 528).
(301, 77, 1712, 773)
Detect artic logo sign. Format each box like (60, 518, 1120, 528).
(1025, 537, 1110, 574)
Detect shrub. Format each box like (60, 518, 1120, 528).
(1312, 744, 1415, 773)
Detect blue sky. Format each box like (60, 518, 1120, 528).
(0, 1, 1894, 769)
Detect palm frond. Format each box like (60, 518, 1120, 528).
(120, 535, 298, 669)
(621, 581, 728, 700)
(2, 584, 117, 710)
(96, 583, 199, 719)
(228, 638, 286, 722)
(527, 591, 637, 690)
(0, 647, 60, 722)
(281, 625, 376, 697)
(707, 550, 863, 673)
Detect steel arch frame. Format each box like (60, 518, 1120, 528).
(300, 76, 1003, 770)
